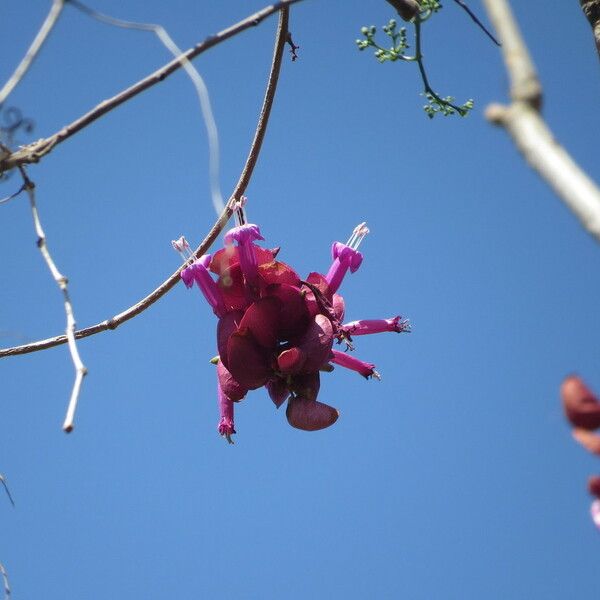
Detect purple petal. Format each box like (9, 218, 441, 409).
(217, 375, 236, 442)
(342, 316, 410, 336)
(223, 223, 264, 245)
(286, 396, 339, 431)
(217, 360, 248, 402)
(330, 350, 379, 379)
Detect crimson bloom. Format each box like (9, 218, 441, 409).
(173, 199, 409, 443)
(561, 375, 600, 530)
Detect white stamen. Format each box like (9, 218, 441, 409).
(346, 221, 369, 250)
(171, 235, 194, 263)
(234, 195, 248, 227)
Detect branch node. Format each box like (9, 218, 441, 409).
(485, 102, 509, 125)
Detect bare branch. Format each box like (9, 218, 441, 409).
(17, 167, 88, 431)
(0, 563, 10, 600)
(483, 0, 541, 107)
(0, 0, 65, 106)
(0, 7, 290, 360)
(483, 0, 600, 242)
(0, 0, 304, 176)
(0, 474, 15, 508)
(580, 0, 600, 60)
(0, 184, 26, 206)
(66, 0, 224, 213)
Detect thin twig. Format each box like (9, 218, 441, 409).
(0, 0, 65, 106)
(0, 184, 26, 206)
(0, 0, 305, 177)
(0, 563, 10, 600)
(16, 167, 88, 431)
(451, 0, 500, 46)
(0, 7, 290, 360)
(66, 0, 224, 214)
(483, 0, 600, 242)
(0, 474, 15, 507)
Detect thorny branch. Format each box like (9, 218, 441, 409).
(0, 0, 65, 106)
(0, 0, 305, 177)
(0, 6, 291, 360)
(482, 0, 600, 242)
(14, 166, 88, 431)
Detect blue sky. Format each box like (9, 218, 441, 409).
(2, 1, 600, 598)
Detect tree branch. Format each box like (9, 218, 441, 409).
(482, 0, 600, 242)
(16, 166, 88, 431)
(580, 0, 600, 60)
(0, 7, 291, 360)
(0, 0, 65, 106)
(0, 0, 304, 177)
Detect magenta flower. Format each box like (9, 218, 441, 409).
(173, 201, 409, 442)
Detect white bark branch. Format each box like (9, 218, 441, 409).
(483, 0, 600, 242)
(19, 170, 88, 432)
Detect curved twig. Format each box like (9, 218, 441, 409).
(483, 0, 600, 242)
(66, 0, 225, 214)
(0, 7, 291, 359)
(0, 0, 303, 176)
(0, 0, 65, 106)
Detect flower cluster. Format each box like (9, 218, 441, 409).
(561, 375, 600, 529)
(173, 199, 409, 443)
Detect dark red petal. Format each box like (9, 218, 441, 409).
(217, 310, 243, 370)
(332, 293, 345, 322)
(266, 378, 290, 408)
(561, 376, 600, 430)
(259, 260, 301, 287)
(588, 475, 600, 499)
(305, 272, 332, 300)
(210, 245, 275, 276)
(286, 396, 339, 431)
(296, 314, 334, 372)
(289, 372, 320, 402)
(264, 283, 309, 339)
(227, 330, 271, 390)
(217, 360, 248, 401)
(277, 347, 306, 374)
(218, 265, 248, 312)
(238, 296, 282, 348)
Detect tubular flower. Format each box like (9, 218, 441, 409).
(173, 201, 409, 442)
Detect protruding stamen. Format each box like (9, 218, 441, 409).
(345, 222, 369, 251)
(172, 235, 194, 263)
(233, 195, 248, 227)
